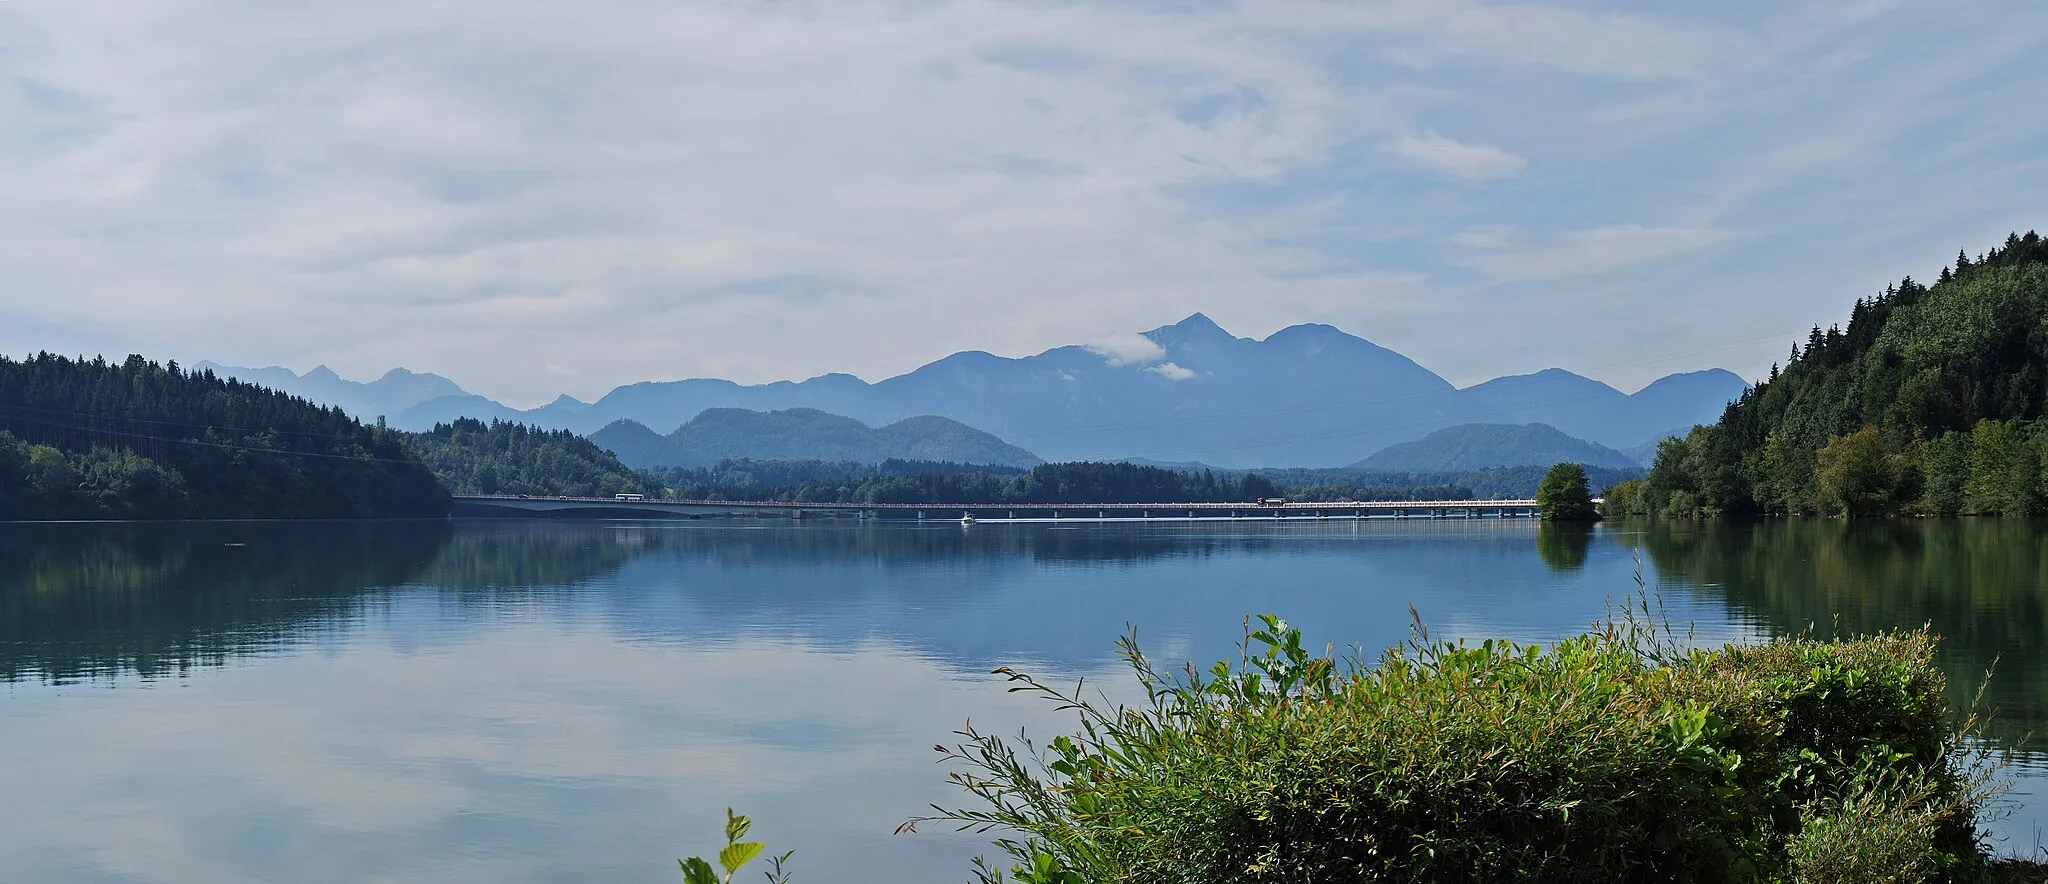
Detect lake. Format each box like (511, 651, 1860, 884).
(3, 518, 2045, 882)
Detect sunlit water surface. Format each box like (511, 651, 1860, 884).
(2, 518, 2044, 882)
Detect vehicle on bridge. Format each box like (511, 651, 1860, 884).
(614, 493, 646, 501)
(1256, 497, 1288, 507)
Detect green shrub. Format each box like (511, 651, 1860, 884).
(911, 615, 2006, 884)
(1786, 768, 1949, 884)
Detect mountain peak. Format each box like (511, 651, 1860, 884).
(306, 365, 341, 382)
(1144, 312, 1242, 353)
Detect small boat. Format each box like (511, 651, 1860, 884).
(960, 514, 976, 525)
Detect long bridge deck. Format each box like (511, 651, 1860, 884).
(452, 495, 1551, 521)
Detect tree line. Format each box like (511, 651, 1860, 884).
(0, 353, 448, 520)
(404, 418, 661, 499)
(1611, 230, 2048, 518)
(630, 459, 1630, 505)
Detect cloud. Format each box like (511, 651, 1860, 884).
(0, 0, 2042, 403)
(1085, 331, 1166, 366)
(1388, 131, 1525, 181)
(1453, 226, 1733, 281)
(1146, 362, 1196, 381)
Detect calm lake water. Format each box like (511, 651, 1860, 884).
(3, 518, 2046, 882)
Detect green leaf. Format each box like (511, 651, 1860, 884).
(680, 856, 719, 884)
(718, 841, 765, 875)
(724, 807, 751, 844)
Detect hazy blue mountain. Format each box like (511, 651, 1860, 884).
(236, 314, 1748, 468)
(1350, 423, 1641, 471)
(393, 393, 529, 429)
(590, 408, 1043, 469)
(1441, 368, 1748, 450)
(584, 419, 676, 469)
(195, 362, 469, 423)
(524, 314, 1466, 465)
(1622, 428, 1692, 467)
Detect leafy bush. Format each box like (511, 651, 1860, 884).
(909, 614, 2016, 884)
(679, 808, 791, 884)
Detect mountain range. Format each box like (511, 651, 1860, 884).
(198, 314, 1748, 467)
(591, 409, 1043, 469)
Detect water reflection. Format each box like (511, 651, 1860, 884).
(1535, 523, 1594, 572)
(0, 521, 452, 682)
(1627, 519, 2048, 743)
(2, 518, 2045, 880)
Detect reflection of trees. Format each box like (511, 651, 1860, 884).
(429, 521, 1239, 576)
(1631, 519, 2048, 744)
(0, 522, 451, 682)
(1535, 524, 1593, 572)
(0, 521, 1248, 682)
(419, 522, 638, 590)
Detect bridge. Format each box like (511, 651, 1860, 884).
(451, 495, 1551, 522)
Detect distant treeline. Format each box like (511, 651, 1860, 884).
(1616, 229, 2048, 518)
(1250, 465, 1642, 502)
(0, 354, 448, 520)
(632, 459, 1638, 504)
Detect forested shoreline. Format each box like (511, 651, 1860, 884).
(0, 354, 448, 520)
(1611, 230, 2048, 519)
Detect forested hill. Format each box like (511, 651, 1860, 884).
(1352, 423, 1640, 471)
(404, 419, 658, 498)
(0, 353, 449, 520)
(1628, 230, 2048, 517)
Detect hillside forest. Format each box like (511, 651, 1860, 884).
(1610, 230, 2048, 518)
(0, 354, 448, 520)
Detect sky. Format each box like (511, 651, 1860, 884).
(2, 0, 2044, 408)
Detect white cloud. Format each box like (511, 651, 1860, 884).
(1388, 131, 1525, 180)
(1453, 225, 1733, 281)
(0, 0, 2042, 403)
(1084, 331, 1166, 366)
(1146, 362, 1196, 381)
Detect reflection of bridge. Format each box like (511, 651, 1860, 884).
(452, 495, 1549, 522)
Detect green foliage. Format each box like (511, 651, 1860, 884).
(403, 418, 656, 499)
(1536, 462, 1599, 521)
(1785, 765, 1964, 884)
(1813, 426, 1919, 516)
(909, 613, 2017, 884)
(679, 808, 790, 884)
(1600, 477, 1649, 518)
(0, 353, 447, 519)
(1644, 230, 2048, 517)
